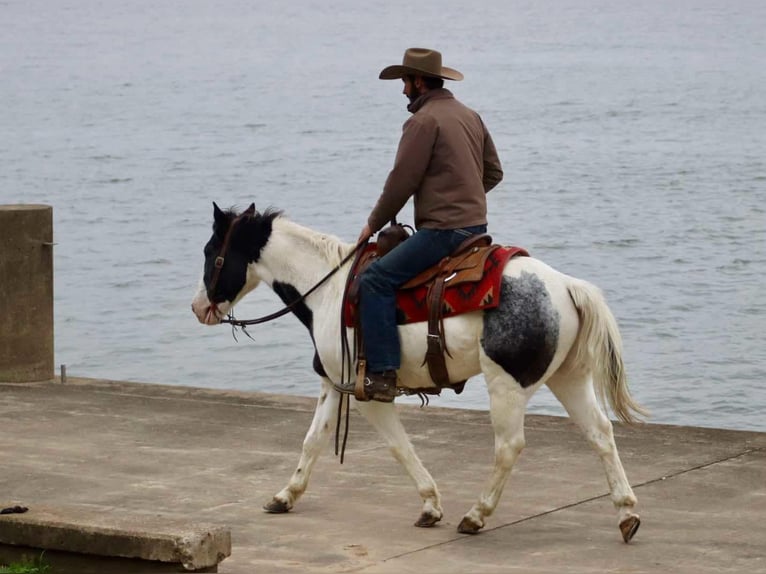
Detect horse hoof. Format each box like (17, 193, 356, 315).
(619, 514, 641, 543)
(263, 498, 291, 514)
(457, 516, 483, 534)
(414, 511, 442, 528)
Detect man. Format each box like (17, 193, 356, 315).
(357, 47, 503, 402)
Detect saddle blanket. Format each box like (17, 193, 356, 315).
(344, 245, 528, 327)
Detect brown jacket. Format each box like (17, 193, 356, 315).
(368, 89, 503, 232)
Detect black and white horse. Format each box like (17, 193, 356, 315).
(191, 203, 646, 541)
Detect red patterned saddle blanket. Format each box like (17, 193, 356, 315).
(344, 244, 529, 327)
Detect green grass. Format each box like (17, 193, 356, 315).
(0, 553, 51, 574)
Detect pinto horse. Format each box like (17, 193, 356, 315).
(191, 203, 646, 542)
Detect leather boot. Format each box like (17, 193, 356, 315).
(363, 370, 398, 402)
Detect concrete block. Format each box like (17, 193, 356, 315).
(0, 503, 230, 571)
(0, 204, 54, 382)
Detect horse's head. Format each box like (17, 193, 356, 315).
(191, 202, 277, 325)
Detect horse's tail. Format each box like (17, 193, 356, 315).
(566, 278, 648, 425)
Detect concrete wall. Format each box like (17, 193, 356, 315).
(0, 205, 54, 382)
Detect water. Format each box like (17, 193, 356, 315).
(2, 0, 764, 431)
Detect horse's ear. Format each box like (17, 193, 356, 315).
(243, 203, 256, 216)
(213, 202, 225, 224)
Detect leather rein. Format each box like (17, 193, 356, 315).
(209, 213, 367, 327)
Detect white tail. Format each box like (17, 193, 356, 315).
(567, 279, 648, 424)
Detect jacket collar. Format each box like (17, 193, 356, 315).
(407, 88, 454, 114)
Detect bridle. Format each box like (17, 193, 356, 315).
(207, 211, 367, 327)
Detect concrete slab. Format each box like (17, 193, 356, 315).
(1, 378, 764, 573)
(0, 503, 230, 571)
(0, 545, 214, 574)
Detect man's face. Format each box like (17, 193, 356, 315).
(402, 76, 420, 104)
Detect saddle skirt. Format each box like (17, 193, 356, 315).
(344, 244, 529, 328)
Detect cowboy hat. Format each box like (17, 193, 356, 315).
(379, 48, 464, 81)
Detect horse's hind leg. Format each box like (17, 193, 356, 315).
(264, 377, 339, 513)
(546, 372, 640, 542)
(355, 400, 443, 527)
(458, 356, 531, 534)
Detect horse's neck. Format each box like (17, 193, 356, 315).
(258, 218, 352, 299)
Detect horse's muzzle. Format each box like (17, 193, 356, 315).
(191, 293, 224, 325)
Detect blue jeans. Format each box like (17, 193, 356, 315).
(358, 225, 487, 373)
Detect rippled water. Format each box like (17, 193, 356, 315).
(3, 0, 765, 431)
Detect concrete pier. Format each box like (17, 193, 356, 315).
(1, 378, 764, 573)
(0, 204, 54, 382)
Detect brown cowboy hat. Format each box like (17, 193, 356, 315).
(379, 48, 464, 81)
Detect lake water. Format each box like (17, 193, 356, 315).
(2, 0, 764, 431)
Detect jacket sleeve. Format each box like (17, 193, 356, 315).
(367, 115, 437, 233)
(481, 123, 503, 193)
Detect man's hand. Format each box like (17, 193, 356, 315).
(357, 223, 372, 244)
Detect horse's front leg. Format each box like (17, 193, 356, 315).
(264, 378, 339, 513)
(355, 400, 443, 527)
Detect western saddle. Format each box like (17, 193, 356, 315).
(347, 231, 499, 399)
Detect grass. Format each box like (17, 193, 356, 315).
(0, 553, 51, 574)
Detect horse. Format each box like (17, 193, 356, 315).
(191, 202, 646, 542)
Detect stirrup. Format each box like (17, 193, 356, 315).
(332, 358, 368, 399)
(332, 381, 357, 395)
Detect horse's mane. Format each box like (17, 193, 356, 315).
(221, 205, 354, 266)
(223, 206, 283, 222)
(216, 206, 284, 235)
(271, 213, 354, 267)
